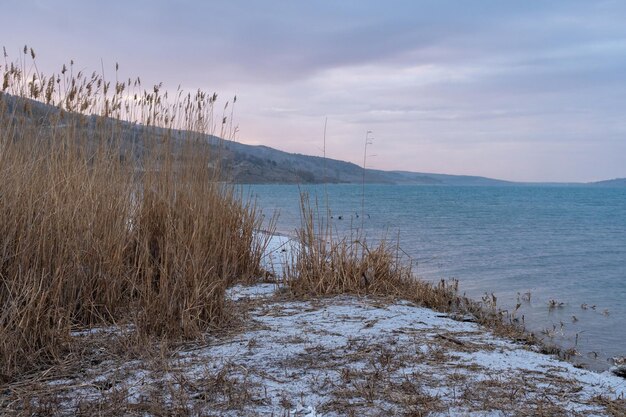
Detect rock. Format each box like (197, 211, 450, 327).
(610, 365, 626, 378)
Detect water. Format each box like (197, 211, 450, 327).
(246, 184, 626, 370)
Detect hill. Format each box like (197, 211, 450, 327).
(221, 141, 513, 185)
(591, 178, 626, 187)
(2, 93, 623, 186)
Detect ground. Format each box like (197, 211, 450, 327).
(1, 236, 625, 416)
(3, 283, 624, 416)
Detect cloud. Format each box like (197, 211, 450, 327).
(3, 0, 626, 181)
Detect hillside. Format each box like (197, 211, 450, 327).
(2, 93, 624, 186)
(591, 178, 626, 187)
(220, 141, 514, 185)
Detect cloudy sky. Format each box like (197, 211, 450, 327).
(3, 0, 626, 182)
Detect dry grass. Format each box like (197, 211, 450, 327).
(1, 287, 622, 416)
(277, 190, 626, 416)
(286, 194, 458, 306)
(0, 46, 266, 382)
(284, 193, 539, 347)
(2, 47, 622, 416)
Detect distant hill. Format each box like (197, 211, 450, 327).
(220, 141, 513, 185)
(590, 178, 626, 187)
(2, 93, 624, 186)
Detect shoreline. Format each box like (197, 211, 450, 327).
(1, 234, 624, 416)
(4, 280, 623, 416)
(262, 233, 626, 373)
(225, 283, 626, 415)
(248, 183, 626, 372)
(258, 221, 625, 374)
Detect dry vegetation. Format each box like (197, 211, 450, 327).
(284, 194, 539, 346)
(0, 46, 267, 383)
(1, 47, 624, 416)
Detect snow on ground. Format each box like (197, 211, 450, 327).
(26, 234, 625, 415)
(224, 232, 294, 301)
(226, 282, 278, 301)
(39, 284, 625, 416)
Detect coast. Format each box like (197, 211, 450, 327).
(249, 183, 626, 373)
(3, 235, 624, 416)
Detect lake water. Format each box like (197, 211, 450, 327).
(246, 184, 626, 370)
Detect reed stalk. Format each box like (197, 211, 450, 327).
(0, 46, 265, 380)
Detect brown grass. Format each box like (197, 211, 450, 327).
(286, 194, 456, 303)
(2, 46, 620, 416)
(284, 193, 539, 345)
(0, 46, 266, 381)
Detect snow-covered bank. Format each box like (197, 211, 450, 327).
(28, 283, 624, 416)
(222, 286, 625, 416)
(4, 234, 624, 416)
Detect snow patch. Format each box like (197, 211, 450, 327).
(42, 285, 626, 415)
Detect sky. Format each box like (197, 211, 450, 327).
(2, 0, 626, 182)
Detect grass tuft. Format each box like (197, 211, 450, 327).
(0, 46, 265, 381)
(285, 193, 539, 345)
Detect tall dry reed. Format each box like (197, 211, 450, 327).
(286, 194, 461, 309)
(0, 46, 265, 381)
(285, 194, 535, 346)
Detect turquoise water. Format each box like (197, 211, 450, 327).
(247, 184, 626, 370)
